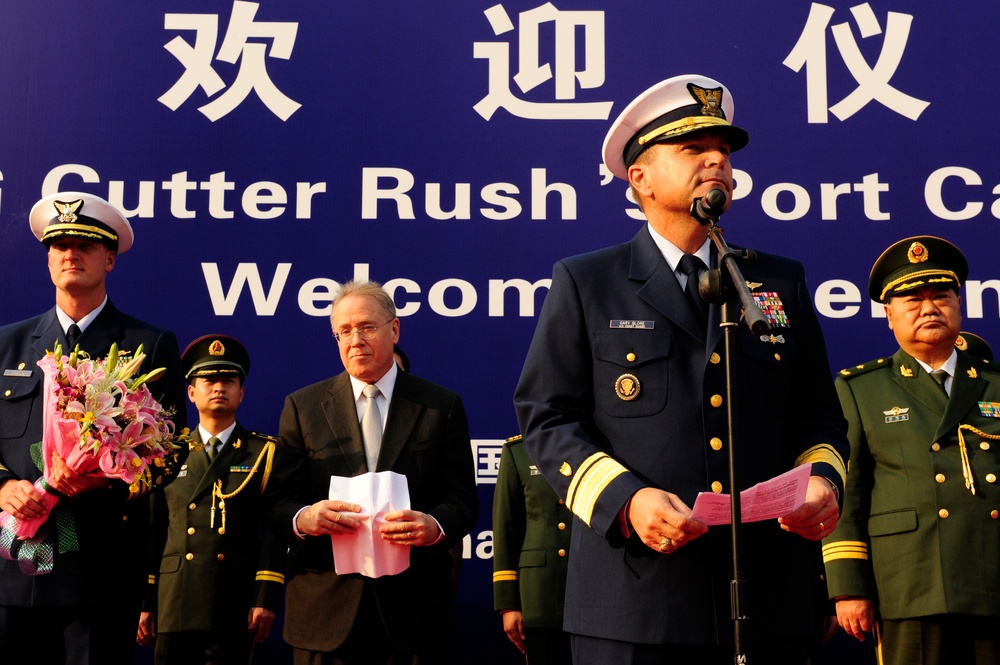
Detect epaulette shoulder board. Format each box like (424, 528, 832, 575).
(972, 356, 1000, 375)
(838, 357, 891, 380)
(504, 434, 523, 445)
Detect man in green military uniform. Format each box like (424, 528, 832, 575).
(138, 335, 286, 664)
(823, 236, 1000, 665)
(493, 434, 573, 665)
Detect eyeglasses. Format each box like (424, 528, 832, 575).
(333, 320, 393, 344)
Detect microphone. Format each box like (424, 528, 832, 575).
(690, 188, 728, 225)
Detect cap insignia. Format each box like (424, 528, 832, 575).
(907, 241, 929, 264)
(54, 199, 83, 224)
(209, 340, 225, 356)
(956, 335, 969, 351)
(688, 84, 724, 118)
(615, 373, 640, 401)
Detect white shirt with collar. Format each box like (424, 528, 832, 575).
(349, 361, 398, 434)
(646, 223, 711, 290)
(55, 295, 108, 335)
(199, 422, 238, 455)
(913, 348, 958, 395)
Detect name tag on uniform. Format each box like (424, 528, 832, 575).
(3, 369, 32, 377)
(177, 464, 189, 478)
(529, 465, 540, 476)
(610, 320, 654, 330)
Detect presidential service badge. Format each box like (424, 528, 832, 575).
(615, 373, 640, 401)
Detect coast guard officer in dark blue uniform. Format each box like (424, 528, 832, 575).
(515, 75, 850, 665)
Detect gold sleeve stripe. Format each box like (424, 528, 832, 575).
(795, 443, 847, 484)
(256, 571, 285, 584)
(566, 453, 629, 527)
(493, 571, 519, 583)
(822, 541, 869, 563)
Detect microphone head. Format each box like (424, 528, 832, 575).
(703, 188, 728, 212)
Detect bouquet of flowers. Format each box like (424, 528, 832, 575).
(0, 342, 184, 543)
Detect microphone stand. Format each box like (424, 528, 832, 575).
(691, 193, 771, 665)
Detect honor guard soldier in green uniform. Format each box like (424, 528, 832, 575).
(823, 236, 1000, 665)
(493, 434, 573, 664)
(138, 335, 286, 664)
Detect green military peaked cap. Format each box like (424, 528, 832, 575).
(868, 235, 968, 302)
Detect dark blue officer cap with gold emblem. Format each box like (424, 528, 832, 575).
(868, 235, 968, 303)
(181, 334, 251, 383)
(29, 191, 134, 254)
(602, 74, 750, 181)
(956, 331, 993, 361)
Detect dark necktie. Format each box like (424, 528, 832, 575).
(362, 385, 382, 471)
(929, 369, 949, 396)
(206, 436, 222, 462)
(678, 254, 708, 327)
(66, 323, 82, 351)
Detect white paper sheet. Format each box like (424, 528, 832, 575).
(689, 463, 812, 526)
(328, 471, 411, 578)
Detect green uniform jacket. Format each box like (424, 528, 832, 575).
(823, 348, 1000, 620)
(493, 436, 573, 628)
(146, 425, 286, 633)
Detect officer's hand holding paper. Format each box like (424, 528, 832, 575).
(329, 470, 410, 577)
(690, 464, 811, 525)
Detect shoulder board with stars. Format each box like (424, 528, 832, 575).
(838, 357, 892, 379)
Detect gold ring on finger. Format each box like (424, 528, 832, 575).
(658, 537, 673, 552)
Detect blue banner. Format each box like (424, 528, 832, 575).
(2, 2, 996, 662)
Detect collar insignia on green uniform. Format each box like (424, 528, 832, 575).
(752, 292, 790, 328)
(759, 334, 785, 344)
(900, 365, 914, 377)
(883, 406, 909, 423)
(968, 367, 979, 379)
(232, 438, 241, 449)
(978, 401, 1000, 417)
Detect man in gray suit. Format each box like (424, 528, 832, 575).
(270, 280, 478, 664)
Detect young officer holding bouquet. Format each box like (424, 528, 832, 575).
(0, 192, 188, 665)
